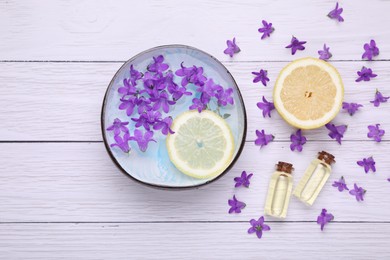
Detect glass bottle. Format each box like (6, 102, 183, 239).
(264, 161, 294, 219)
(293, 151, 335, 206)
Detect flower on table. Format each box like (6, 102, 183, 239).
(258, 20, 274, 39)
(367, 124, 385, 142)
(285, 36, 306, 55)
(362, 40, 379, 61)
(325, 123, 347, 144)
(356, 66, 377, 82)
(290, 129, 307, 152)
(318, 44, 332, 61)
(255, 129, 274, 148)
(349, 183, 366, 202)
(106, 118, 129, 136)
(342, 102, 363, 116)
(332, 176, 349, 192)
(234, 171, 253, 188)
(370, 89, 389, 107)
(248, 216, 270, 239)
(327, 2, 344, 22)
(256, 96, 275, 118)
(189, 98, 206, 113)
(110, 133, 131, 153)
(252, 69, 270, 86)
(153, 116, 174, 135)
(228, 195, 246, 214)
(388, 178, 390, 182)
(317, 209, 334, 231)
(129, 129, 156, 152)
(224, 37, 241, 57)
(147, 55, 169, 73)
(357, 156, 376, 173)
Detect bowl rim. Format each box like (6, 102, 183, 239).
(101, 44, 247, 190)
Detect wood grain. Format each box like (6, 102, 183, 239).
(0, 61, 389, 141)
(1, 142, 389, 222)
(0, 222, 389, 259)
(0, 0, 390, 61)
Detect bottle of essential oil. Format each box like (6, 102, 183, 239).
(293, 151, 335, 206)
(264, 161, 294, 218)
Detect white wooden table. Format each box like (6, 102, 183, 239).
(1, 0, 390, 259)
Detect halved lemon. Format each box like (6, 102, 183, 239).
(273, 57, 344, 129)
(166, 110, 234, 179)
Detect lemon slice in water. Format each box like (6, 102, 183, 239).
(166, 110, 234, 179)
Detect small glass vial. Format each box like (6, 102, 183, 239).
(264, 161, 294, 219)
(293, 151, 335, 206)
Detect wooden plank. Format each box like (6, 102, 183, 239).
(0, 61, 389, 141)
(1, 142, 389, 222)
(1, 0, 390, 61)
(0, 222, 389, 259)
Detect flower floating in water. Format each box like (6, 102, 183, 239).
(252, 69, 270, 86)
(356, 66, 377, 82)
(257, 96, 275, 118)
(228, 195, 246, 214)
(317, 208, 334, 231)
(153, 116, 174, 135)
(318, 44, 332, 61)
(110, 133, 131, 153)
(362, 40, 379, 61)
(349, 183, 366, 202)
(327, 2, 344, 22)
(342, 102, 363, 116)
(325, 123, 347, 144)
(248, 216, 270, 239)
(290, 129, 307, 152)
(147, 55, 169, 73)
(367, 124, 385, 142)
(258, 20, 274, 39)
(106, 118, 129, 136)
(234, 171, 253, 188)
(255, 129, 274, 148)
(224, 37, 241, 57)
(129, 129, 156, 152)
(286, 36, 306, 55)
(357, 156, 376, 173)
(370, 89, 389, 107)
(332, 176, 349, 192)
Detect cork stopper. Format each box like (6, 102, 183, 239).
(276, 161, 294, 174)
(317, 151, 335, 165)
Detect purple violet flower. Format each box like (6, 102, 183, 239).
(349, 183, 366, 202)
(118, 78, 138, 96)
(106, 118, 129, 136)
(255, 129, 274, 148)
(248, 216, 270, 239)
(119, 96, 137, 116)
(132, 111, 161, 131)
(285, 36, 306, 55)
(342, 102, 363, 116)
(318, 44, 332, 61)
(175, 63, 207, 87)
(362, 40, 379, 61)
(224, 37, 241, 57)
(252, 69, 270, 86)
(327, 2, 344, 22)
(147, 55, 169, 73)
(357, 156, 376, 173)
(370, 89, 389, 107)
(317, 209, 334, 231)
(197, 79, 222, 104)
(150, 90, 176, 113)
(234, 171, 253, 188)
(129, 64, 143, 85)
(143, 71, 160, 89)
(258, 20, 274, 39)
(256, 96, 275, 118)
(129, 129, 156, 152)
(356, 66, 377, 82)
(215, 88, 234, 107)
(135, 96, 152, 114)
(153, 116, 175, 135)
(367, 124, 385, 142)
(325, 123, 347, 144)
(332, 176, 349, 192)
(228, 195, 246, 214)
(110, 133, 131, 153)
(290, 129, 307, 152)
(189, 98, 206, 113)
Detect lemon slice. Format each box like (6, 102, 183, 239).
(166, 110, 234, 179)
(273, 57, 344, 129)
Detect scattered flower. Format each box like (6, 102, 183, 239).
(255, 129, 274, 148)
(317, 209, 334, 231)
(332, 176, 349, 192)
(252, 69, 270, 86)
(327, 2, 344, 22)
(318, 44, 332, 61)
(189, 98, 206, 113)
(228, 195, 246, 214)
(248, 216, 270, 239)
(342, 102, 363, 116)
(224, 37, 240, 57)
(258, 20, 274, 39)
(110, 133, 131, 153)
(147, 55, 169, 73)
(370, 89, 389, 107)
(153, 116, 175, 135)
(256, 96, 275, 118)
(106, 118, 129, 136)
(285, 36, 306, 55)
(362, 40, 379, 61)
(357, 156, 376, 173)
(349, 183, 366, 202)
(356, 66, 377, 82)
(325, 123, 347, 144)
(367, 124, 385, 142)
(290, 129, 307, 152)
(129, 129, 156, 152)
(234, 171, 253, 188)
(388, 178, 390, 182)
